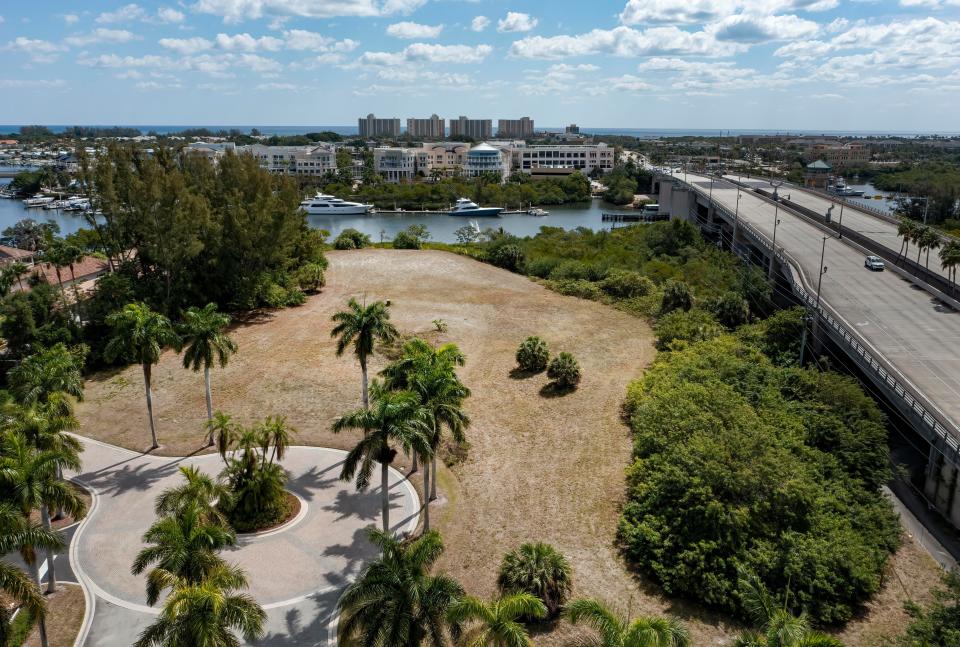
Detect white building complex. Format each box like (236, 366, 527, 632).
(373, 147, 417, 183)
(240, 144, 337, 176)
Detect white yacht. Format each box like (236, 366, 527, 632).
(299, 192, 372, 215)
(22, 195, 54, 207)
(448, 197, 503, 217)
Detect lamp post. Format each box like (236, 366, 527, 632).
(769, 208, 781, 280)
(815, 236, 829, 311)
(731, 188, 742, 253)
(837, 201, 845, 239)
(800, 236, 829, 367)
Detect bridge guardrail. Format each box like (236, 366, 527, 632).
(666, 174, 960, 458)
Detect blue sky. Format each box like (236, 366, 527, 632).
(1, 0, 959, 130)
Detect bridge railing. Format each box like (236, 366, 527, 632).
(667, 174, 960, 459)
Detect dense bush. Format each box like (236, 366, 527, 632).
(487, 244, 525, 272)
(709, 291, 751, 328)
(516, 336, 549, 372)
(600, 269, 653, 298)
(220, 460, 289, 532)
(660, 280, 693, 314)
(524, 257, 561, 279)
(653, 308, 722, 351)
(497, 542, 573, 617)
(549, 279, 604, 301)
(334, 228, 372, 250)
(296, 263, 325, 292)
(549, 260, 609, 282)
(392, 230, 421, 250)
(899, 570, 960, 647)
(619, 335, 900, 626)
(547, 352, 581, 389)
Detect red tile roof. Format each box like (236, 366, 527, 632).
(0, 245, 35, 262)
(31, 256, 109, 285)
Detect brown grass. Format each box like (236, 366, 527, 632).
(74, 249, 941, 646)
(23, 584, 85, 647)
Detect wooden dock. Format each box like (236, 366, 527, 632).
(601, 211, 669, 224)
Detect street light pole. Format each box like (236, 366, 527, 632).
(732, 189, 742, 254)
(815, 236, 829, 311)
(838, 201, 845, 239)
(769, 204, 780, 280)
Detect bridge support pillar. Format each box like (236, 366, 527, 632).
(925, 440, 960, 528)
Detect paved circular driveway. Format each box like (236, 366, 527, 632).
(69, 437, 419, 646)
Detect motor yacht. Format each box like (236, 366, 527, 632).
(448, 197, 503, 217)
(299, 192, 372, 215)
(22, 195, 54, 207)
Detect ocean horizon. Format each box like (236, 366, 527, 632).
(1, 125, 958, 138)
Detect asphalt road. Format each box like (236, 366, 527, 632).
(687, 173, 960, 438)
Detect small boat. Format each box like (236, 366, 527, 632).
(448, 197, 503, 217)
(527, 207, 549, 216)
(299, 192, 372, 215)
(22, 195, 54, 207)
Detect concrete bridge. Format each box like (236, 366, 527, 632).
(655, 171, 960, 532)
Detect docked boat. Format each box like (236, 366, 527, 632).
(299, 192, 372, 215)
(831, 181, 865, 197)
(448, 197, 503, 217)
(527, 207, 549, 216)
(22, 195, 54, 207)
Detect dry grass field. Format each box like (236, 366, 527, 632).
(74, 249, 940, 646)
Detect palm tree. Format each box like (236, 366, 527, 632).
(104, 302, 182, 449)
(897, 217, 919, 262)
(565, 599, 691, 647)
(41, 240, 71, 310)
(332, 384, 432, 532)
(154, 465, 230, 527)
(732, 573, 842, 647)
(331, 297, 400, 409)
(0, 434, 84, 595)
(132, 502, 236, 605)
(381, 339, 470, 512)
(134, 564, 266, 647)
(448, 592, 546, 647)
(337, 528, 464, 647)
(207, 410, 239, 463)
(180, 303, 238, 434)
(7, 343, 84, 406)
(939, 240, 960, 294)
(918, 226, 942, 268)
(10, 261, 28, 291)
(497, 542, 572, 617)
(0, 503, 60, 647)
(258, 415, 295, 464)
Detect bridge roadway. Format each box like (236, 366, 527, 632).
(725, 175, 955, 284)
(685, 172, 960, 440)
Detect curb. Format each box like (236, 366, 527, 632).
(68, 478, 97, 647)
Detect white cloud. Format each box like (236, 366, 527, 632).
(4, 37, 64, 63)
(79, 53, 174, 68)
(64, 28, 139, 47)
(256, 82, 299, 90)
(386, 21, 443, 39)
(620, 0, 836, 24)
(471, 16, 490, 32)
(192, 0, 427, 22)
(63, 14, 79, 24)
(509, 25, 742, 59)
(356, 42, 492, 66)
(215, 32, 284, 51)
(608, 74, 651, 91)
(238, 53, 283, 74)
(157, 7, 186, 23)
(0, 79, 66, 89)
(0, 16, 5, 24)
(283, 29, 357, 52)
(708, 14, 820, 43)
(497, 12, 538, 33)
(96, 4, 146, 23)
(159, 37, 215, 54)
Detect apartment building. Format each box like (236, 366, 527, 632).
(374, 147, 417, 182)
(510, 142, 614, 175)
(415, 142, 470, 176)
(406, 114, 444, 139)
(449, 116, 492, 140)
(497, 117, 534, 138)
(239, 144, 336, 176)
(810, 143, 870, 167)
(358, 113, 401, 138)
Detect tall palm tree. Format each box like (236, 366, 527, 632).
(207, 410, 239, 464)
(134, 564, 266, 647)
(565, 599, 691, 647)
(258, 415, 295, 464)
(332, 385, 432, 533)
(104, 302, 182, 449)
(0, 503, 60, 647)
(7, 343, 84, 406)
(331, 297, 400, 410)
(918, 226, 942, 268)
(180, 303, 238, 434)
(154, 465, 230, 527)
(10, 261, 28, 291)
(41, 240, 71, 311)
(448, 592, 546, 647)
(897, 217, 919, 262)
(381, 339, 470, 509)
(0, 434, 84, 595)
(939, 240, 960, 294)
(732, 573, 843, 647)
(132, 502, 236, 605)
(337, 528, 464, 647)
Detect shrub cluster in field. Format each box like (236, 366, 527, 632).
(515, 336, 581, 391)
(619, 309, 899, 626)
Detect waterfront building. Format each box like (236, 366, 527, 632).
(240, 144, 336, 176)
(185, 141, 237, 163)
(450, 116, 493, 141)
(804, 159, 832, 188)
(406, 115, 444, 139)
(358, 113, 401, 138)
(810, 143, 870, 167)
(509, 142, 614, 175)
(415, 142, 470, 177)
(374, 147, 417, 182)
(497, 117, 534, 139)
(464, 143, 507, 177)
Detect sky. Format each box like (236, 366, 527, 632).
(1, 0, 959, 131)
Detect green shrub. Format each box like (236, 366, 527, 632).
(333, 228, 371, 250)
(392, 230, 421, 250)
(284, 287, 306, 307)
(260, 281, 289, 309)
(488, 244, 525, 272)
(497, 542, 573, 617)
(709, 291, 750, 329)
(899, 570, 960, 647)
(654, 308, 722, 351)
(600, 269, 654, 298)
(525, 257, 561, 279)
(219, 461, 290, 532)
(549, 260, 608, 282)
(660, 279, 693, 313)
(549, 279, 603, 301)
(516, 336, 549, 372)
(296, 263, 325, 292)
(547, 352, 581, 389)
